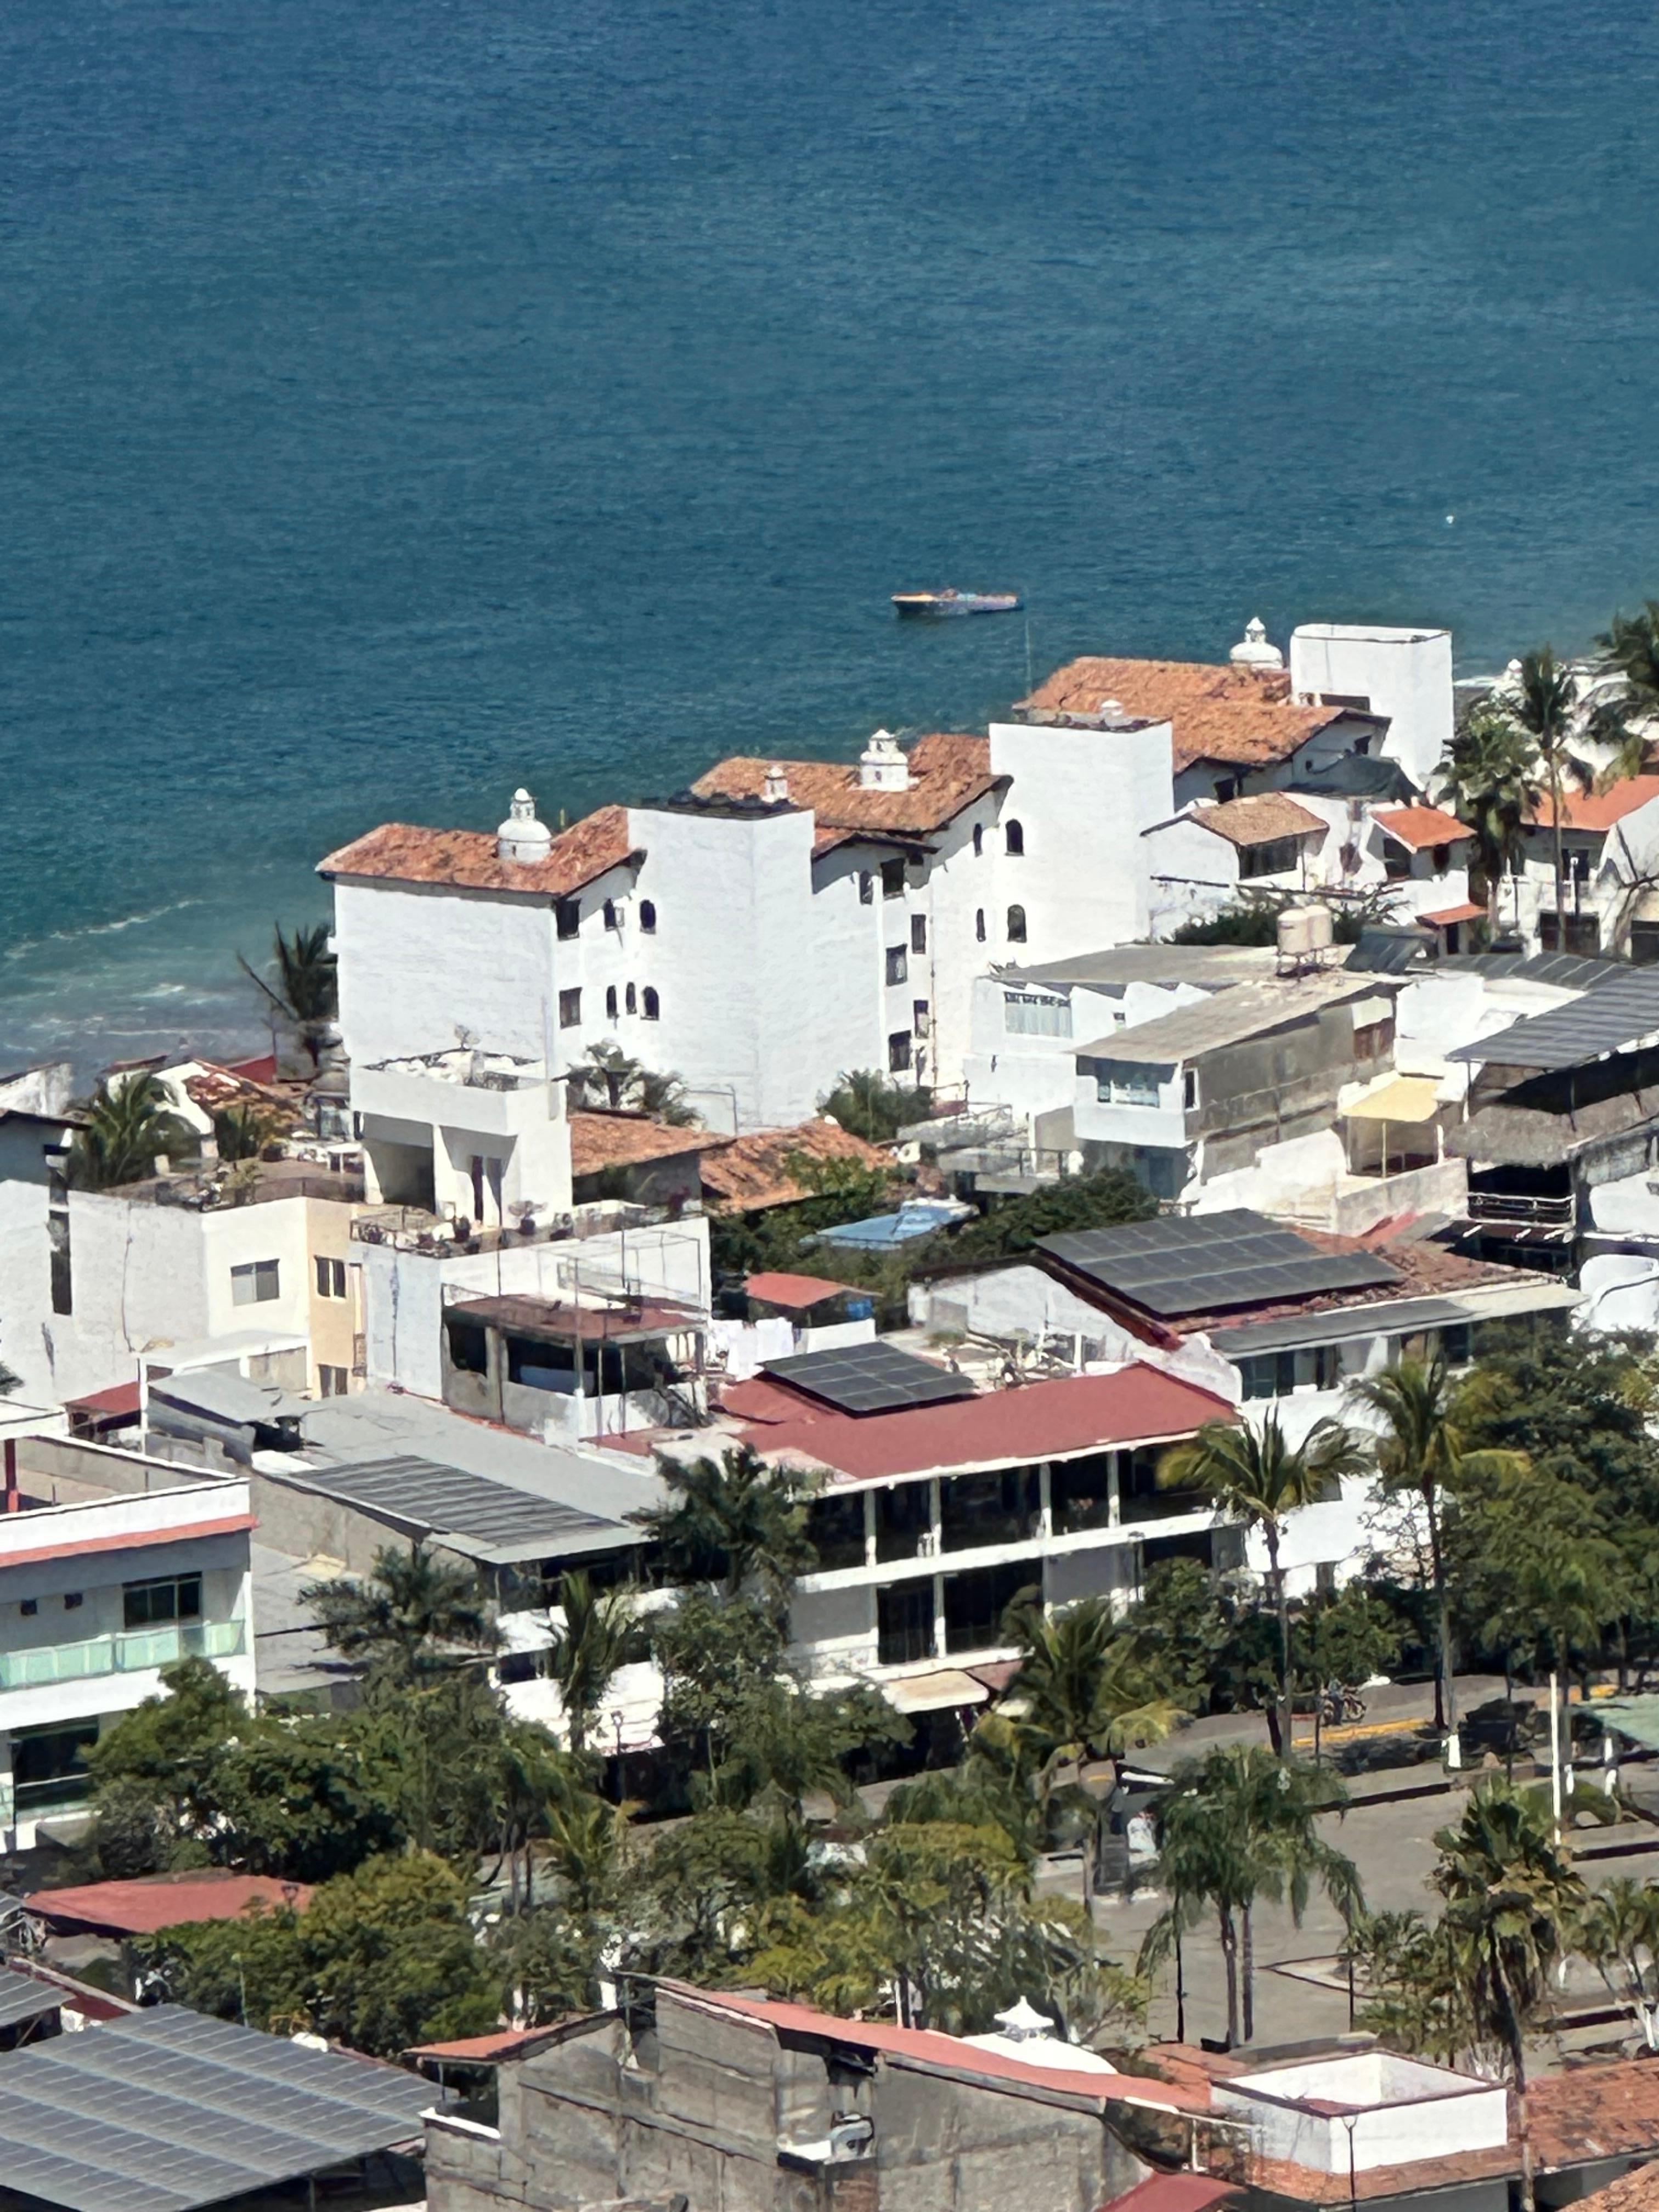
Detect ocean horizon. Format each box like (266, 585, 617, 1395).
(4, 0, 1658, 1078)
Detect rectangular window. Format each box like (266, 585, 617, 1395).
(447, 1319, 489, 1375)
(1238, 837, 1302, 880)
(555, 900, 581, 939)
(1353, 1017, 1396, 1063)
(881, 859, 906, 900)
(943, 1560, 1038, 1655)
(885, 945, 908, 986)
(913, 1000, 929, 1037)
(318, 1364, 349, 1397)
(1052, 1452, 1114, 1534)
(940, 1468, 1040, 1553)
(314, 1255, 347, 1299)
(558, 987, 582, 1028)
(1239, 1351, 1297, 1400)
(1182, 1068, 1198, 1110)
(910, 915, 927, 955)
(874, 1481, 932, 1564)
(1092, 1059, 1162, 1108)
(887, 1031, 911, 1073)
(12, 1720, 98, 1813)
(859, 872, 873, 905)
(877, 1581, 935, 1667)
(806, 1493, 867, 1572)
(123, 1574, 202, 1630)
(230, 1258, 280, 1306)
(1003, 989, 1071, 1039)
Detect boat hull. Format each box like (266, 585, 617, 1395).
(892, 590, 1022, 618)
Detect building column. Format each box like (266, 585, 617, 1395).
(932, 1573, 946, 1661)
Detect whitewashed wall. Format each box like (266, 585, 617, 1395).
(1289, 625, 1454, 793)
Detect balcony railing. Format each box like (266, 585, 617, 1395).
(1466, 1190, 1575, 1230)
(0, 1617, 244, 1693)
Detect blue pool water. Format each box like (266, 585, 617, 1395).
(3, 0, 1658, 1070)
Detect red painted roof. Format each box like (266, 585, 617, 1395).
(1534, 776, 1659, 832)
(29, 1870, 311, 1937)
(662, 1985, 1208, 2112)
(743, 1271, 865, 1309)
(1106, 2179, 1240, 2212)
(1422, 900, 1485, 926)
(64, 1381, 142, 1419)
(0, 1512, 256, 1569)
(728, 1362, 1233, 1481)
(407, 2025, 561, 2062)
(1373, 805, 1474, 851)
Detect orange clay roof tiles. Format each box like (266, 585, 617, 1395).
(1187, 793, 1328, 847)
(699, 1119, 891, 1212)
(1373, 805, 1475, 850)
(693, 735, 998, 845)
(567, 1114, 726, 1175)
(318, 804, 640, 898)
(1533, 776, 1659, 831)
(1019, 657, 1348, 774)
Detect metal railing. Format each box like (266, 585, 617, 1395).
(1466, 1190, 1575, 1229)
(0, 1618, 244, 1693)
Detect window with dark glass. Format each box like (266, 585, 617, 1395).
(642, 986, 660, 1019)
(877, 1581, 935, 1666)
(881, 859, 906, 900)
(888, 1031, 911, 1073)
(1238, 837, 1301, 880)
(940, 1468, 1040, 1551)
(875, 1481, 931, 1562)
(556, 900, 581, 939)
(640, 899, 657, 932)
(123, 1574, 202, 1630)
(975, 909, 986, 942)
(606, 985, 618, 1019)
(625, 983, 637, 1014)
(911, 915, 927, 955)
(943, 1561, 1037, 1654)
(448, 1319, 489, 1375)
(314, 1255, 347, 1299)
(1005, 820, 1024, 856)
(806, 1493, 867, 1572)
(1052, 1452, 1114, 1533)
(1006, 905, 1027, 944)
(603, 899, 619, 929)
(860, 872, 874, 905)
(973, 823, 984, 856)
(558, 987, 582, 1028)
(885, 945, 908, 986)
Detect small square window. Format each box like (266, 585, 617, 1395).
(555, 900, 581, 939)
(639, 899, 657, 933)
(881, 859, 906, 900)
(319, 1364, 349, 1398)
(20, 1599, 37, 1618)
(558, 987, 583, 1028)
(231, 1259, 280, 1306)
(63, 1592, 83, 1610)
(888, 1031, 912, 1073)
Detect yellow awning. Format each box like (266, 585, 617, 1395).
(1342, 1075, 1443, 1125)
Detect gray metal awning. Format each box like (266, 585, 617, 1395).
(0, 1969, 61, 2034)
(1210, 1296, 1471, 1358)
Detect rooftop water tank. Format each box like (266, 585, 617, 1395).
(1278, 904, 1334, 961)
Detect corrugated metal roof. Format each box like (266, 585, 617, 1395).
(1077, 973, 1394, 1065)
(1210, 1296, 1470, 1357)
(0, 2005, 437, 2212)
(274, 1453, 627, 1565)
(1448, 972, 1659, 1068)
(0, 1970, 61, 2034)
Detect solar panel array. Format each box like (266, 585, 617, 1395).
(0, 1968, 62, 2034)
(1040, 1208, 1401, 1319)
(292, 1453, 614, 1561)
(1448, 969, 1659, 1069)
(766, 1339, 978, 1415)
(0, 2004, 436, 2212)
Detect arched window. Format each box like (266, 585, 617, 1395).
(639, 899, 657, 933)
(973, 823, 984, 857)
(642, 986, 660, 1020)
(605, 985, 618, 1020)
(1005, 820, 1024, 857)
(1006, 904, 1027, 944)
(975, 908, 986, 943)
(625, 983, 637, 1015)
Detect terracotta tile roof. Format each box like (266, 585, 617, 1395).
(743, 1270, 865, 1308)
(1018, 657, 1348, 774)
(1422, 900, 1486, 926)
(699, 1119, 891, 1212)
(1373, 805, 1475, 851)
(1571, 2162, 1659, 2212)
(693, 735, 997, 847)
(318, 804, 640, 898)
(726, 1361, 1234, 1482)
(1527, 2058, 1659, 2170)
(29, 1870, 311, 1937)
(1238, 2143, 1517, 2205)
(1187, 794, 1327, 848)
(1534, 776, 1659, 832)
(568, 1113, 724, 1175)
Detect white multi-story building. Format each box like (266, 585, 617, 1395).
(0, 1429, 256, 1848)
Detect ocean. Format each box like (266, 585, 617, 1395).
(3, 0, 1658, 1075)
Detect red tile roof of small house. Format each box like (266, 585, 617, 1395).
(568, 1113, 725, 1176)
(1372, 805, 1474, 851)
(1187, 793, 1327, 848)
(28, 1871, 311, 1938)
(1533, 775, 1659, 831)
(699, 1120, 892, 1212)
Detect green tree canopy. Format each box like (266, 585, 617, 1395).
(67, 1072, 199, 1190)
(635, 1446, 815, 1609)
(239, 922, 337, 1071)
(300, 1543, 500, 1681)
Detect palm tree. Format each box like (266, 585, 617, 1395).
(1140, 1746, 1361, 2046)
(1005, 1596, 1182, 1906)
(542, 1571, 636, 1753)
(634, 1444, 816, 1611)
(817, 1068, 925, 1142)
(301, 1543, 500, 1680)
(239, 922, 337, 1070)
(1596, 601, 1659, 763)
(1577, 1876, 1659, 2052)
(1432, 706, 1541, 935)
(67, 1072, 198, 1190)
(1430, 1779, 1584, 2091)
(570, 1041, 701, 1126)
(1159, 1414, 1366, 1753)
(1510, 648, 1582, 935)
(1346, 1354, 1528, 1744)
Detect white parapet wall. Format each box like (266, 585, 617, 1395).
(1214, 2051, 1509, 2174)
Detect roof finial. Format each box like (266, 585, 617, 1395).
(496, 787, 553, 865)
(1231, 616, 1284, 673)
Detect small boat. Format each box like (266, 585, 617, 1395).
(892, 588, 1022, 618)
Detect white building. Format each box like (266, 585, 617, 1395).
(1286, 622, 1455, 793)
(1502, 774, 1659, 960)
(0, 1428, 256, 1848)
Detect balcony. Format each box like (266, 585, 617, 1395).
(1466, 1190, 1575, 1232)
(0, 1617, 244, 1694)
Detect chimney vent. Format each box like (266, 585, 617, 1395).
(859, 730, 911, 792)
(763, 762, 790, 804)
(497, 787, 554, 865)
(1230, 616, 1284, 673)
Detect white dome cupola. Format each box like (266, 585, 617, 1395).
(496, 787, 553, 865)
(1230, 616, 1284, 672)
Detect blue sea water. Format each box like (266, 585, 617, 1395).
(3, 0, 1658, 1073)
